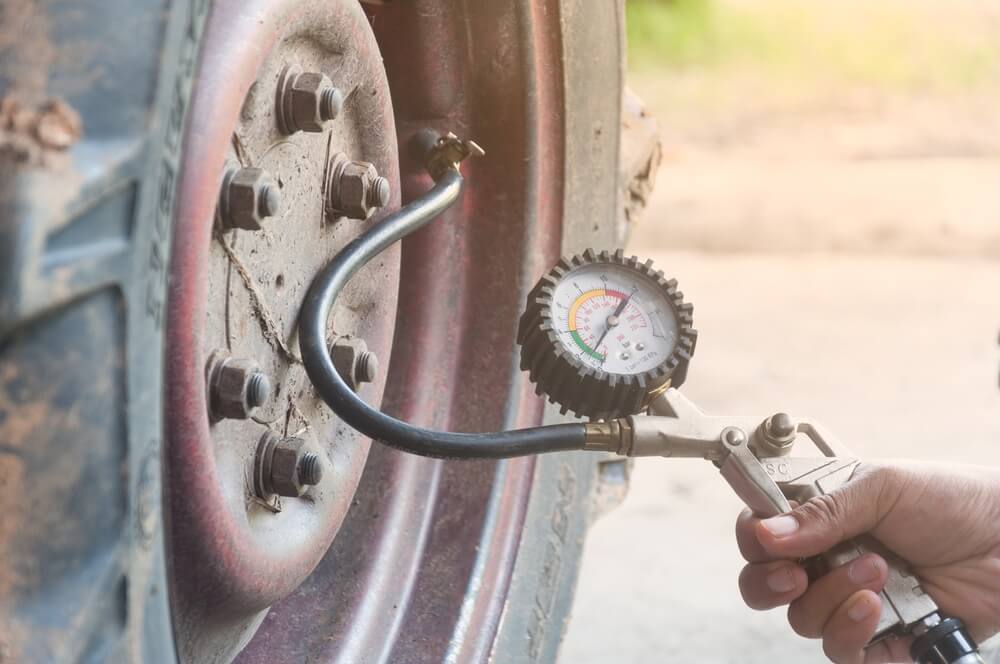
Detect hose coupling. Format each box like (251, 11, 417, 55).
(584, 418, 633, 455)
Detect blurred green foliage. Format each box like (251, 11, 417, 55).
(626, 0, 717, 68)
(625, 0, 1000, 92)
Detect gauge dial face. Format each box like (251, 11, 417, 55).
(551, 263, 679, 374)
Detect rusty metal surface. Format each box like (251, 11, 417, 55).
(164, 0, 399, 660)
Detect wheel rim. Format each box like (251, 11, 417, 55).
(166, 0, 400, 658)
(166, 0, 566, 661)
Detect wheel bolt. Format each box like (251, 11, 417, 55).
(326, 153, 391, 220)
(207, 351, 271, 420)
(356, 350, 379, 384)
(330, 336, 379, 390)
(367, 176, 390, 209)
(277, 65, 343, 134)
(246, 372, 270, 410)
(220, 166, 282, 231)
(257, 183, 282, 219)
(298, 452, 323, 486)
(254, 431, 324, 498)
(319, 88, 342, 122)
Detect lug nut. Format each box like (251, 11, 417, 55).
(207, 351, 271, 420)
(254, 431, 325, 498)
(326, 153, 391, 220)
(277, 65, 344, 134)
(220, 166, 282, 231)
(330, 336, 379, 390)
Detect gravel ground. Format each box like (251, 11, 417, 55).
(559, 250, 1000, 663)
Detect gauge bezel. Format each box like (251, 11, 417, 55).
(518, 248, 697, 419)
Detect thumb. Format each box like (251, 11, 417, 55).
(755, 466, 893, 559)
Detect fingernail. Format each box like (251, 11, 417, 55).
(847, 595, 875, 622)
(848, 557, 881, 584)
(761, 515, 799, 537)
(766, 567, 797, 593)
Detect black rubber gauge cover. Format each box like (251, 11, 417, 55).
(517, 248, 697, 420)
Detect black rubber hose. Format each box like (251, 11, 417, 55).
(298, 168, 587, 459)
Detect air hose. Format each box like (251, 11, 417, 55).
(298, 141, 585, 459)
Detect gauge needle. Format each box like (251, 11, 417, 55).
(594, 291, 633, 359)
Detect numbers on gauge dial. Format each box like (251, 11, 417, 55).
(551, 263, 679, 374)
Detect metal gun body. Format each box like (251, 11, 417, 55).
(602, 389, 939, 645)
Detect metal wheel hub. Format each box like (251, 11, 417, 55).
(164, 0, 590, 661)
(165, 0, 399, 658)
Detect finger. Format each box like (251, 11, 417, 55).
(754, 472, 889, 559)
(738, 560, 809, 610)
(787, 554, 888, 638)
(821, 590, 882, 664)
(736, 501, 800, 563)
(736, 508, 773, 563)
(860, 635, 915, 664)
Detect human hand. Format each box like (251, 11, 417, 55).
(734, 462, 1000, 663)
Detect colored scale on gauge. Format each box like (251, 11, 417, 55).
(566, 288, 628, 361)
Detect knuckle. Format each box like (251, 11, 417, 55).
(798, 493, 846, 531)
(851, 462, 907, 523)
(858, 462, 901, 492)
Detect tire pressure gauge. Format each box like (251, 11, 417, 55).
(518, 249, 697, 420)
